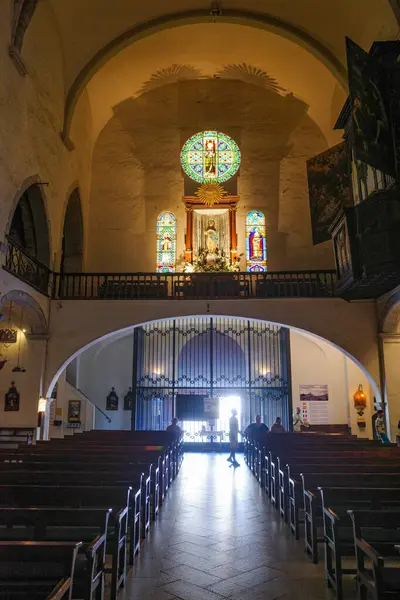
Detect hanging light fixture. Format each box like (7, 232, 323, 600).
(38, 397, 48, 413)
(354, 384, 367, 416)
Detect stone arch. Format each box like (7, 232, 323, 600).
(7, 180, 51, 267)
(44, 305, 381, 405)
(60, 188, 84, 273)
(9, 0, 38, 74)
(0, 289, 47, 335)
(380, 290, 400, 333)
(61, 9, 349, 147)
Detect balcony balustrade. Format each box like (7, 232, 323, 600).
(3, 239, 337, 300)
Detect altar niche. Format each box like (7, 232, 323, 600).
(183, 195, 239, 267)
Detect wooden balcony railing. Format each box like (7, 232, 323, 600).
(4, 237, 51, 296)
(52, 270, 337, 300)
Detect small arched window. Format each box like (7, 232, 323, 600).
(157, 212, 177, 272)
(246, 211, 267, 272)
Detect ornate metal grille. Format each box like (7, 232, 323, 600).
(133, 317, 291, 441)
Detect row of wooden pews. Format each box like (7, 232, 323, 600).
(0, 429, 183, 600)
(244, 431, 400, 600)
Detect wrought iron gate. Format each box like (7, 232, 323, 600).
(132, 317, 292, 443)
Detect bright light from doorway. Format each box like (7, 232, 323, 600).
(219, 396, 241, 421)
(219, 396, 241, 437)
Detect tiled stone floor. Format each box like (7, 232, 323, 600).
(120, 453, 341, 600)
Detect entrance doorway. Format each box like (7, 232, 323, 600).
(180, 395, 242, 445)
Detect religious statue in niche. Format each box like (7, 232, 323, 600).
(124, 387, 134, 411)
(204, 139, 217, 177)
(205, 219, 218, 255)
(106, 387, 119, 411)
(4, 381, 20, 412)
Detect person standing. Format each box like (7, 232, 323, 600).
(375, 410, 390, 445)
(166, 417, 181, 435)
(293, 407, 305, 432)
(228, 408, 240, 467)
(271, 417, 286, 434)
(244, 415, 269, 437)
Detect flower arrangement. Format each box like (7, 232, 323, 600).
(182, 248, 243, 273)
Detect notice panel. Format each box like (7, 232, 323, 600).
(300, 384, 329, 425)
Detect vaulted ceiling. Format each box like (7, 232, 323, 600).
(33, 0, 400, 146)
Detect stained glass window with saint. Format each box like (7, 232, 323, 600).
(157, 212, 176, 273)
(246, 211, 267, 272)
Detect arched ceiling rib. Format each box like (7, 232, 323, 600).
(34, 0, 398, 146)
(84, 23, 346, 147)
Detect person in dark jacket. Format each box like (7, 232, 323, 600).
(270, 417, 286, 434)
(245, 415, 269, 437)
(166, 418, 181, 435)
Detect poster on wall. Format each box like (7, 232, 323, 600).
(299, 384, 329, 425)
(307, 142, 352, 245)
(204, 396, 219, 420)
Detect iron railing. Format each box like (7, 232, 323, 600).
(52, 270, 337, 300)
(4, 237, 51, 296)
(2, 238, 337, 300)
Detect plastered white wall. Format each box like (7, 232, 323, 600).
(58, 325, 374, 437)
(78, 334, 134, 430)
(0, 329, 45, 428)
(382, 338, 400, 441)
(290, 330, 374, 438)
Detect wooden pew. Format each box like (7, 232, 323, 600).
(0, 466, 150, 541)
(320, 488, 400, 600)
(0, 541, 81, 599)
(0, 485, 133, 600)
(248, 436, 399, 512)
(349, 510, 400, 600)
(302, 474, 400, 564)
(2, 447, 167, 506)
(269, 448, 400, 512)
(0, 459, 160, 523)
(11, 445, 171, 499)
(0, 508, 110, 600)
(0, 427, 35, 449)
(285, 462, 400, 539)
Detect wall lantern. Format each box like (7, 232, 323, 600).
(38, 397, 48, 413)
(354, 384, 367, 416)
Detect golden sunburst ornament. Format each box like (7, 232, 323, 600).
(195, 183, 227, 206)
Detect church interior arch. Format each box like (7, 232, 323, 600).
(60, 188, 84, 273)
(46, 315, 379, 441)
(8, 183, 50, 267)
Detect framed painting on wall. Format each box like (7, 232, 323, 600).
(67, 400, 81, 428)
(124, 387, 134, 411)
(4, 382, 20, 412)
(106, 387, 119, 410)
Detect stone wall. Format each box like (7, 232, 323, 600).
(87, 79, 334, 273)
(0, 1, 93, 269)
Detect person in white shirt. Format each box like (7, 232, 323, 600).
(293, 407, 304, 432)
